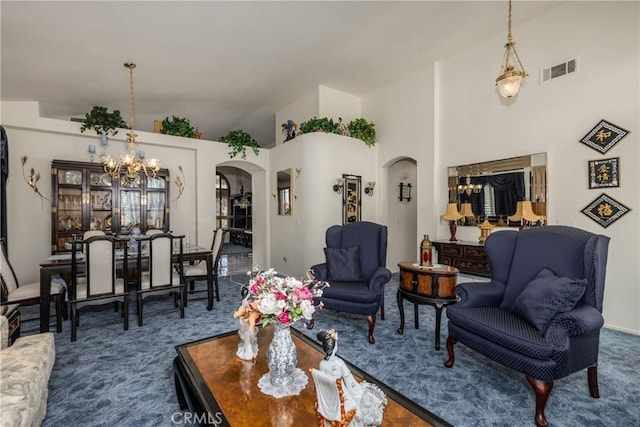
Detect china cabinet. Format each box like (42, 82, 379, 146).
(50, 159, 170, 252)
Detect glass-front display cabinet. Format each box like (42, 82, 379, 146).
(51, 159, 170, 252)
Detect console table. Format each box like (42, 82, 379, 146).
(431, 240, 490, 277)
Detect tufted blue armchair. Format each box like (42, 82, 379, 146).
(444, 226, 610, 427)
(311, 222, 392, 344)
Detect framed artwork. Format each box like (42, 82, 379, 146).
(581, 193, 630, 228)
(579, 119, 629, 154)
(342, 174, 361, 224)
(588, 157, 619, 189)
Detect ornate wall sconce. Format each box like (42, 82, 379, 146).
(332, 178, 345, 194)
(364, 181, 376, 196)
(20, 155, 49, 208)
(173, 165, 185, 202)
(295, 168, 301, 178)
(88, 144, 96, 162)
(398, 182, 412, 201)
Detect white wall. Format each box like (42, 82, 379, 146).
(437, 2, 639, 334)
(386, 159, 418, 269)
(1, 101, 270, 282)
(274, 87, 319, 146)
(318, 85, 362, 124)
(362, 65, 437, 269)
(269, 133, 378, 277)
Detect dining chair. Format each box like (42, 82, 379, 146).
(0, 239, 66, 333)
(135, 233, 185, 326)
(183, 228, 225, 310)
(69, 235, 129, 341)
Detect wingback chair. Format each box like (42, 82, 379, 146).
(444, 226, 610, 427)
(311, 222, 392, 344)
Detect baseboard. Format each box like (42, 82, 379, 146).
(604, 323, 640, 336)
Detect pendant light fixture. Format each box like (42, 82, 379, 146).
(495, 0, 528, 99)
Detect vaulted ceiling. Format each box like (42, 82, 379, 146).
(1, 1, 561, 147)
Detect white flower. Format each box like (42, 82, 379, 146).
(257, 293, 281, 315)
(300, 299, 315, 320)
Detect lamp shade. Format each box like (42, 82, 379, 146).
(521, 200, 544, 222)
(460, 203, 474, 218)
(441, 203, 463, 221)
(508, 201, 524, 222)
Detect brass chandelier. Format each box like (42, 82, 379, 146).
(495, 0, 528, 99)
(102, 62, 160, 183)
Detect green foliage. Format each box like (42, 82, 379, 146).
(298, 116, 340, 134)
(220, 129, 260, 159)
(160, 116, 196, 138)
(348, 118, 376, 147)
(80, 106, 127, 136)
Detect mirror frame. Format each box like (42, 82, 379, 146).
(277, 168, 293, 215)
(448, 153, 547, 226)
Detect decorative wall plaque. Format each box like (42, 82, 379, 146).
(588, 157, 619, 189)
(580, 119, 629, 154)
(581, 193, 630, 228)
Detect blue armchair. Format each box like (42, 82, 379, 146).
(444, 226, 610, 427)
(311, 222, 392, 344)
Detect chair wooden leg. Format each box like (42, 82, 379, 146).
(55, 295, 63, 333)
(365, 315, 376, 344)
(137, 294, 144, 327)
(380, 301, 385, 320)
(588, 366, 600, 398)
(71, 305, 77, 342)
(179, 288, 185, 318)
(123, 299, 129, 331)
(444, 336, 456, 368)
(526, 376, 553, 427)
(214, 274, 220, 302)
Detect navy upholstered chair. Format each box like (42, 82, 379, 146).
(310, 222, 392, 344)
(444, 226, 610, 427)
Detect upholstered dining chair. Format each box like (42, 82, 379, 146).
(69, 235, 129, 341)
(310, 222, 392, 344)
(183, 228, 225, 310)
(135, 233, 185, 326)
(444, 226, 610, 427)
(0, 239, 66, 333)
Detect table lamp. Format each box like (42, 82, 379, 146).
(441, 203, 463, 241)
(460, 202, 475, 225)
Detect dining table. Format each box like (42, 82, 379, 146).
(38, 244, 213, 333)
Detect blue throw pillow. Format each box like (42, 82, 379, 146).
(511, 267, 587, 333)
(324, 246, 363, 282)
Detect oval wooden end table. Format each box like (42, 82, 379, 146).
(397, 262, 459, 350)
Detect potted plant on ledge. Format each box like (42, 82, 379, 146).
(80, 106, 127, 144)
(160, 116, 197, 138)
(298, 116, 340, 135)
(221, 129, 260, 159)
(348, 118, 376, 147)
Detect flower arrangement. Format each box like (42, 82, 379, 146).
(243, 268, 326, 327)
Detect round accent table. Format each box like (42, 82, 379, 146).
(396, 262, 459, 350)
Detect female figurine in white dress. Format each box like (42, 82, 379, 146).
(316, 329, 387, 426)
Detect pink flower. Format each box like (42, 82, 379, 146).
(275, 291, 288, 301)
(278, 311, 291, 325)
(293, 287, 312, 300)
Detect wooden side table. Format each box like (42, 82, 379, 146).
(396, 262, 459, 350)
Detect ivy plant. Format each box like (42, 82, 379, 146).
(221, 129, 260, 159)
(160, 116, 196, 138)
(80, 106, 127, 136)
(298, 116, 339, 134)
(348, 118, 376, 147)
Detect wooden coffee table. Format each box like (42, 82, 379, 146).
(174, 327, 452, 426)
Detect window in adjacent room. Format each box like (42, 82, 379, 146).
(216, 172, 230, 230)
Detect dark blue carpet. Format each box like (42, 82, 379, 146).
(22, 275, 640, 426)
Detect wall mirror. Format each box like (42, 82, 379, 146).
(448, 153, 547, 226)
(277, 168, 293, 215)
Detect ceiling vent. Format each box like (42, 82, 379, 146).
(541, 59, 577, 83)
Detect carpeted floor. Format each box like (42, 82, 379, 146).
(22, 275, 640, 427)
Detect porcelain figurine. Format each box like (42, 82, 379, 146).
(316, 329, 387, 426)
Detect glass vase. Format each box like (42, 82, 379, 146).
(266, 322, 297, 387)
